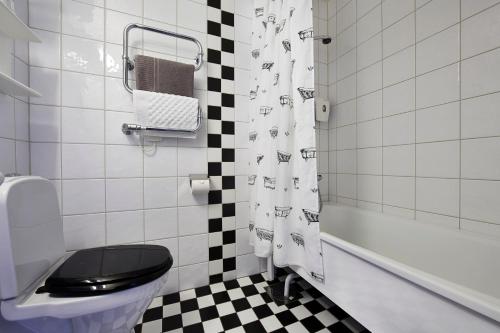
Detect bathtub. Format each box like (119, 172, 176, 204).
(292, 204, 500, 333)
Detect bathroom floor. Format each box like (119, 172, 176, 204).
(135, 271, 369, 333)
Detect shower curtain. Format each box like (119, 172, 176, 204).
(249, 0, 324, 282)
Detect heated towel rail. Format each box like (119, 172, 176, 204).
(121, 23, 203, 136)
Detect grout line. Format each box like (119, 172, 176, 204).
(413, 0, 417, 220)
(380, 2, 384, 212)
(458, 0, 462, 230)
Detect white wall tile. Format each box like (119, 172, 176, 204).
(62, 179, 105, 215)
(416, 24, 459, 75)
(382, 13, 414, 56)
(235, 14, 251, 43)
(416, 0, 459, 42)
(62, 35, 104, 75)
(29, 29, 60, 69)
(337, 124, 356, 150)
(106, 0, 143, 15)
(383, 46, 415, 87)
(461, 0, 500, 19)
(106, 10, 144, 46)
(337, 174, 356, 198)
(178, 0, 206, 32)
(178, 205, 208, 236)
(383, 112, 415, 146)
(30, 67, 61, 106)
(462, 137, 500, 180)
(62, 0, 104, 40)
(106, 210, 144, 245)
(30, 105, 61, 143)
(416, 178, 459, 216)
(14, 100, 29, 141)
(236, 228, 252, 255)
(357, 90, 382, 122)
(144, 146, 178, 177)
(178, 148, 208, 176)
(461, 92, 500, 139)
(0, 139, 16, 174)
(382, 0, 414, 29)
(383, 79, 415, 117)
(383, 176, 415, 209)
(144, 177, 178, 209)
(145, 208, 178, 240)
(461, 180, 500, 224)
(179, 262, 209, 290)
(106, 178, 143, 211)
(144, 0, 176, 25)
(461, 3, 500, 58)
(29, 0, 60, 32)
(30, 142, 61, 179)
(356, 5, 381, 45)
(416, 141, 460, 178)
(337, 149, 356, 174)
(357, 147, 382, 175)
(416, 63, 459, 109)
(415, 101, 459, 142)
(461, 48, 500, 99)
(62, 107, 104, 144)
(106, 145, 143, 178)
(357, 119, 382, 148)
(63, 213, 105, 250)
(62, 144, 105, 179)
(357, 61, 382, 95)
(357, 33, 382, 69)
(357, 175, 382, 203)
(62, 71, 104, 109)
(383, 145, 415, 176)
(179, 234, 208, 266)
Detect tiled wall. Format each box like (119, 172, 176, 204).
(0, 0, 30, 177)
(313, 0, 331, 202)
(205, 0, 265, 284)
(327, 0, 500, 238)
(25, 0, 261, 294)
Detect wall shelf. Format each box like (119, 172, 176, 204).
(0, 1, 40, 42)
(0, 71, 40, 97)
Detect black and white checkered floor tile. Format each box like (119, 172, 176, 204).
(135, 272, 369, 333)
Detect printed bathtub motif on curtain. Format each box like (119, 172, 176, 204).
(249, 0, 324, 282)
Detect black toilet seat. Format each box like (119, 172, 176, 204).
(39, 245, 173, 297)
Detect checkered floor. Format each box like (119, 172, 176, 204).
(134, 272, 369, 333)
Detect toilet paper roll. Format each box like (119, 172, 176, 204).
(191, 179, 210, 194)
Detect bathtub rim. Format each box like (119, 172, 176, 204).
(317, 207, 500, 324)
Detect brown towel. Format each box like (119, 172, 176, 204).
(134, 55, 195, 97)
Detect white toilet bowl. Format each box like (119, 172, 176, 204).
(0, 176, 173, 333)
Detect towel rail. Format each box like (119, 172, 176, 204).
(122, 23, 204, 94)
(122, 106, 203, 135)
(121, 23, 204, 137)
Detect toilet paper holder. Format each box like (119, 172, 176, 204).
(189, 174, 209, 187)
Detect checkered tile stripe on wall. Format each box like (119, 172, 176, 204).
(207, 0, 237, 284)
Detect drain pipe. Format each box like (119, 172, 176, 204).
(267, 256, 275, 281)
(284, 273, 299, 298)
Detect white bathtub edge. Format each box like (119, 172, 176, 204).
(318, 231, 500, 324)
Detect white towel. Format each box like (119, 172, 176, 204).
(133, 89, 199, 138)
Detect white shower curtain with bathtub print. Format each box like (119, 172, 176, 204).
(248, 0, 324, 282)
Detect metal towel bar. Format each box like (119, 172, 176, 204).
(121, 23, 204, 136)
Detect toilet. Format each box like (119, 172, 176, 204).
(0, 176, 173, 333)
